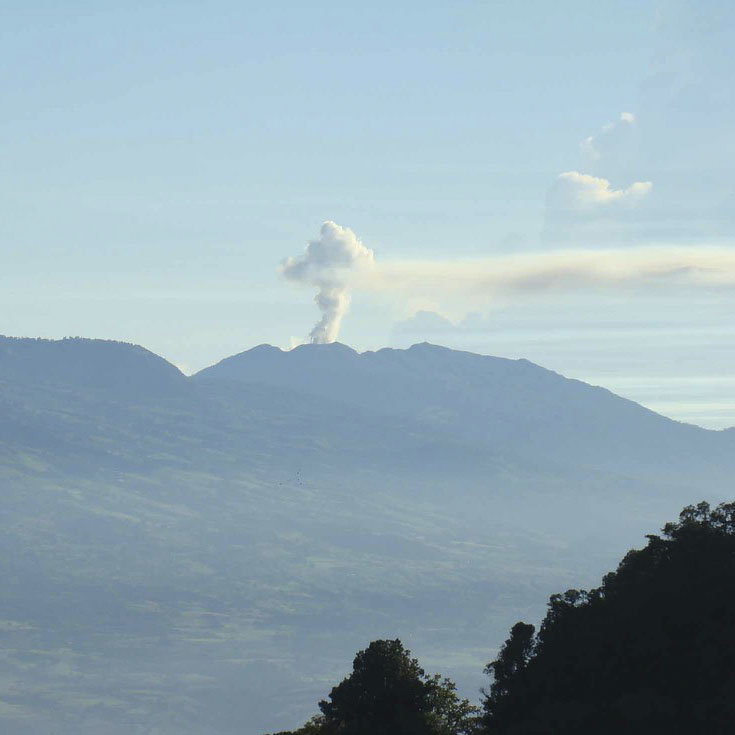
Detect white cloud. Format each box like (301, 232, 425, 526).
(549, 171, 653, 212)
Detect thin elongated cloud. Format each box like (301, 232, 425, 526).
(281, 221, 375, 343)
(360, 246, 735, 297)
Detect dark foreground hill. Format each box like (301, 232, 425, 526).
(0, 335, 733, 734)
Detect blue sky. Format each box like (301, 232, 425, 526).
(2, 1, 734, 426)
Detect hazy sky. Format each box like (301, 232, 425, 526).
(2, 1, 734, 427)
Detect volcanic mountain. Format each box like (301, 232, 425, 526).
(1, 335, 732, 735)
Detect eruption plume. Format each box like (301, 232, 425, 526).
(282, 221, 375, 344)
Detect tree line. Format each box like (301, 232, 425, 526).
(264, 501, 735, 735)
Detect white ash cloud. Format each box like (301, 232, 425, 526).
(282, 224, 735, 336)
(281, 221, 375, 343)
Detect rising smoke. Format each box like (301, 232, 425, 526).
(283, 222, 735, 343)
(281, 221, 375, 343)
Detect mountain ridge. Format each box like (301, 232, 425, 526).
(2, 332, 731, 435)
(192, 338, 735, 479)
(3, 333, 733, 485)
(0, 334, 186, 397)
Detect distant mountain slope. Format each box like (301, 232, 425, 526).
(3, 335, 733, 489)
(0, 335, 186, 397)
(194, 342, 735, 478)
(0, 336, 732, 735)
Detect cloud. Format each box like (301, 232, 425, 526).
(357, 246, 735, 300)
(547, 111, 650, 241)
(281, 221, 375, 343)
(548, 172, 653, 213)
(392, 310, 457, 336)
(580, 112, 636, 162)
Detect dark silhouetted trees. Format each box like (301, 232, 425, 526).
(480, 501, 735, 734)
(264, 639, 478, 735)
(265, 502, 735, 735)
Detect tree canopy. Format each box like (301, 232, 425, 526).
(264, 639, 478, 735)
(264, 501, 735, 735)
(480, 501, 735, 734)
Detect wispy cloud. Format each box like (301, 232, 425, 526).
(580, 111, 636, 162)
(356, 245, 735, 299)
(549, 171, 652, 212)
